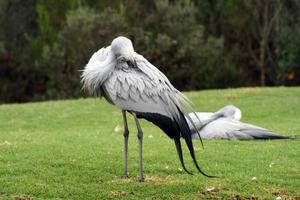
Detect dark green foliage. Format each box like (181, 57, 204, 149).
(129, 0, 229, 90)
(42, 6, 129, 99)
(0, 0, 299, 102)
(276, 0, 300, 86)
(0, 0, 39, 102)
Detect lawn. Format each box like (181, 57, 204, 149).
(0, 87, 299, 199)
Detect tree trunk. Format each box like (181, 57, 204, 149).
(259, 0, 269, 86)
(259, 32, 267, 86)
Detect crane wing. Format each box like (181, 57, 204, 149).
(103, 63, 181, 125)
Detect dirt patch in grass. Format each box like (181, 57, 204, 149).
(272, 189, 289, 196)
(223, 94, 237, 100)
(109, 190, 128, 198)
(271, 189, 300, 200)
(145, 176, 185, 184)
(110, 176, 184, 185)
(197, 186, 226, 199)
(14, 195, 33, 200)
(231, 195, 259, 200)
(0, 140, 12, 146)
(108, 190, 136, 198)
(241, 87, 261, 94)
(110, 178, 136, 184)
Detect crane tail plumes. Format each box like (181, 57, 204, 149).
(174, 138, 192, 174)
(176, 93, 205, 149)
(177, 108, 216, 177)
(136, 105, 212, 176)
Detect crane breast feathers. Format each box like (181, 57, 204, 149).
(81, 46, 116, 96)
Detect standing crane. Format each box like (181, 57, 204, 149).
(81, 36, 212, 182)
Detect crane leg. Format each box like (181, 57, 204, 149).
(122, 110, 129, 178)
(132, 113, 144, 182)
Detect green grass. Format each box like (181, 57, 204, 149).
(0, 87, 299, 199)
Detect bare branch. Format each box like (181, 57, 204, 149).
(267, 1, 283, 38)
(245, 31, 259, 65)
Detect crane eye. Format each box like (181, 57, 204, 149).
(117, 56, 126, 63)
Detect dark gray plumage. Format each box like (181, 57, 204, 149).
(189, 105, 289, 140)
(81, 36, 211, 181)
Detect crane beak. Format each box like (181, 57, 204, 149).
(129, 54, 137, 68)
(133, 59, 138, 68)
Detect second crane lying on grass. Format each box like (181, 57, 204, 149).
(189, 105, 289, 140)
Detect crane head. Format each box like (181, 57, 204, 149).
(111, 36, 135, 64)
(214, 105, 242, 120)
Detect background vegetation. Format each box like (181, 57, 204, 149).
(1, 0, 300, 103)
